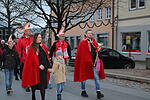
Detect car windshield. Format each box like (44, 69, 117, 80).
(100, 48, 120, 57)
(109, 50, 120, 57)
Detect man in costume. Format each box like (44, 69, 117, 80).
(74, 29, 105, 99)
(16, 23, 33, 92)
(50, 29, 71, 64)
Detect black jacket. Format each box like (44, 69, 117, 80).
(2, 46, 20, 69)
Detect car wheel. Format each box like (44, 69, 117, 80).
(124, 63, 132, 69)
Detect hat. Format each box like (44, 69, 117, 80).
(56, 50, 63, 57)
(57, 29, 65, 37)
(24, 23, 30, 31)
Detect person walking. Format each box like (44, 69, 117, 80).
(2, 35, 20, 95)
(0, 39, 6, 70)
(48, 50, 66, 100)
(74, 29, 105, 99)
(22, 33, 51, 100)
(50, 29, 71, 64)
(16, 22, 33, 92)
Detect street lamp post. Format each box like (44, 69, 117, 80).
(112, 0, 115, 50)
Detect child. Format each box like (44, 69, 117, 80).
(48, 50, 66, 100)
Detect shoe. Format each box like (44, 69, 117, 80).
(15, 77, 19, 80)
(8, 88, 13, 92)
(26, 87, 30, 92)
(81, 91, 88, 97)
(6, 89, 12, 96)
(97, 91, 104, 99)
(7, 91, 10, 95)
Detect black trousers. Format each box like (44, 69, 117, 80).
(31, 87, 45, 100)
(20, 63, 24, 79)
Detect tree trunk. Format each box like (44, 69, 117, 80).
(7, 0, 11, 39)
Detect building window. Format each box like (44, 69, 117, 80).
(138, 0, 145, 8)
(97, 8, 102, 21)
(97, 33, 108, 48)
(83, 11, 88, 23)
(70, 14, 74, 25)
(90, 9, 95, 22)
(148, 32, 150, 53)
(67, 14, 74, 25)
(76, 13, 81, 24)
(122, 32, 141, 52)
(130, 0, 137, 10)
(105, 7, 111, 19)
(130, 0, 145, 10)
(70, 37, 75, 50)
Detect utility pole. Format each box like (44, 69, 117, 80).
(112, 0, 115, 49)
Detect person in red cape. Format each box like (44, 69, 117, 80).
(22, 33, 51, 100)
(50, 29, 71, 64)
(74, 29, 105, 99)
(15, 23, 33, 80)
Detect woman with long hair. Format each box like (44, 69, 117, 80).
(22, 33, 51, 100)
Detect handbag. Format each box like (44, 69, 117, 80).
(96, 57, 100, 71)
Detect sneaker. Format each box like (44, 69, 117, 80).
(7, 91, 10, 95)
(25, 87, 30, 92)
(81, 91, 88, 97)
(7, 90, 11, 95)
(8, 88, 13, 92)
(97, 91, 104, 99)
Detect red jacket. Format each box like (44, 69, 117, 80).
(0, 48, 2, 56)
(74, 39, 105, 82)
(22, 43, 50, 88)
(16, 34, 33, 63)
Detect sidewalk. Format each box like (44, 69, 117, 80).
(105, 69, 150, 84)
(67, 66, 150, 84)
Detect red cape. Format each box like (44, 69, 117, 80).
(16, 34, 33, 63)
(22, 43, 50, 88)
(74, 39, 105, 82)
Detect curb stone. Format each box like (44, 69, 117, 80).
(67, 66, 150, 84)
(106, 72, 150, 84)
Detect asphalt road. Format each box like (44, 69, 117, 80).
(0, 71, 150, 100)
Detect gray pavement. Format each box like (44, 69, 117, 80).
(105, 71, 150, 84)
(0, 71, 150, 100)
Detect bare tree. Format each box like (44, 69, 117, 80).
(0, 0, 35, 36)
(29, 0, 111, 38)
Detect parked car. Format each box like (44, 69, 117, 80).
(100, 48, 135, 69)
(69, 48, 135, 69)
